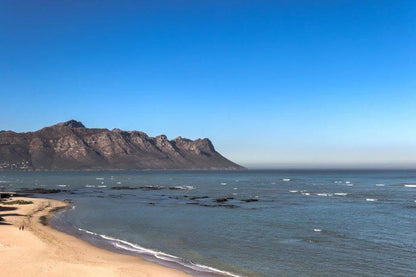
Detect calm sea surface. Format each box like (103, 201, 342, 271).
(1, 170, 415, 276)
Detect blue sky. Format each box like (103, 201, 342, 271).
(1, 1, 415, 168)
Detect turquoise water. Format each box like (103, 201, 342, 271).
(1, 170, 416, 276)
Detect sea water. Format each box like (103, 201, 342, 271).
(1, 170, 415, 276)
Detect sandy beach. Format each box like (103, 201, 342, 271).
(0, 197, 192, 277)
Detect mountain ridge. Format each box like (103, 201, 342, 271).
(0, 120, 244, 171)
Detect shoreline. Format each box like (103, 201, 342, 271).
(50, 205, 240, 277)
(0, 196, 192, 277)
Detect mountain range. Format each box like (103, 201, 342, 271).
(0, 120, 243, 170)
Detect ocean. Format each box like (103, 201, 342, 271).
(1, 170, 415, 276)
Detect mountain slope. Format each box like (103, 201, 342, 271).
(0, 120, 244, 170)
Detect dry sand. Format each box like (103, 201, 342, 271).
(0, 197, 192, 277)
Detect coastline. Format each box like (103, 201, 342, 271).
(0, 197, 192, 277)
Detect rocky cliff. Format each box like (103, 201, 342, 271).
(0, 120, 244, 170)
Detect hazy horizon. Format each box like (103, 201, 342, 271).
(243, 162, 416, 170)
(1, 1, 415, 167)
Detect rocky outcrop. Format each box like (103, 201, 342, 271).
(0, 120, 244, 170)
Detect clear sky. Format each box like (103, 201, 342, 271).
(1, 1, 415, 168)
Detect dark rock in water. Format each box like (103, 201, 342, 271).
(136, 185, 191, 191)
(242, 198, 259, 203)
(0, 192, 15, 199)
(18, 188, 66, 194)
(111, 185, 179, 191)
(111, 186, 139, 190)
(215, 197, 234, 203)
(0, 120, 244, 170)
(215, 198, 228, 203)
(200, 203, 239, 208)
(139, 186, 165, 190)
(168, 187, 182, 190)
(189, 196, 209, 200)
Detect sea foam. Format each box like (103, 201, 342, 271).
(173, 185, 195, 190)
(366, 198, 377, 202)
(316, 193, 332, 197)
(404, 184, 416, 188)
(76, 227, 240, 277)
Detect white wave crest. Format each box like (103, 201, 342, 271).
(366, 198, 377, 202)
(316, 193, 332, 197)
(404, 184, 416, 188)
(173, 185, 195, 190)
(76, 227, 240, 277)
